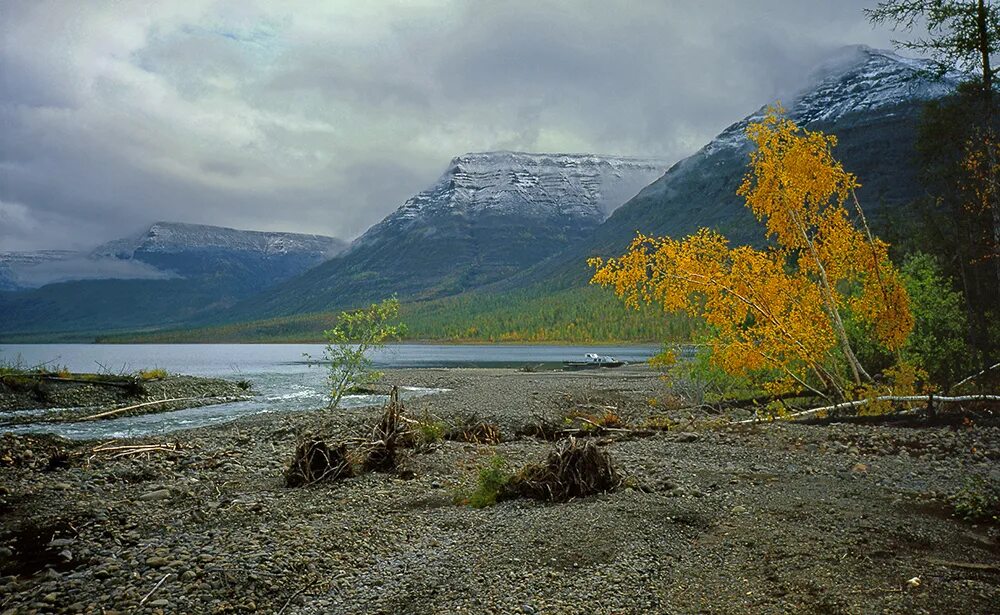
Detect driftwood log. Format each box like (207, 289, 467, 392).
(736, 394, 1000, 424)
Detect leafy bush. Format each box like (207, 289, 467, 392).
(317, 297, 405, 409)
(643, 415, 678, 431)
(413, 415, 447, 445)
(592, 110, 914, 400)
(901, 253, 976, 388)
(950, 475, 1000, 522)
(662, 343, 756, 405)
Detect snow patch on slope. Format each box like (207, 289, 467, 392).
(356, 152, 668, 247)
(93, 222, 345, 259)
(705, 45, 961, 156)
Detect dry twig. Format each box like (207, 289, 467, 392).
(139, 573, 171, 605)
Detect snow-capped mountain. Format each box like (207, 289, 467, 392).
(1, 45, 965, 339)
(707, 45, 961, 155)
(595, 46, 960, 247)
(353, 152, 666, 249)
(491, 46, 963, 298)
(93, 222, 344, 261)
(0, 251, 79, 290)
(0, 223, 346, 291)
(230, 152, 669, 317)
(0, 222, 347, 337)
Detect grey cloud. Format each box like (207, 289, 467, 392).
(0, 0, 903, 252)
(11, 256, 179, 287)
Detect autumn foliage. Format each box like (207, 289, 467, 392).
(590, 109, 914, 400)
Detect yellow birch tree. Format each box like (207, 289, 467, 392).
(590, 108, 913, 401)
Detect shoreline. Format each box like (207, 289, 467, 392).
(0, 374, 253, 431)
(3, 339, 669, 347)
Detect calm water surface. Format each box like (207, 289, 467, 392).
(0, 344, 657, 439)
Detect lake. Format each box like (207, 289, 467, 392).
(0, 344, 658, 439)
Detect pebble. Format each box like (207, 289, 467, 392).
(140, 489, 173, 501)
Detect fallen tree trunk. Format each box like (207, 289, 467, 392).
(735, 394, 1000, 424)
(80, 396, 237, 421)
(950, 362, 1000, 392)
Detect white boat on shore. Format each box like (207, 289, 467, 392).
(562, 353, 627, 370)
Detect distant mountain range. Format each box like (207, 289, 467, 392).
(0, 223, 345, 337)
(0, 46, 964, 342)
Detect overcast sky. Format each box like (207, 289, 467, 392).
(0, 0, 905, 251)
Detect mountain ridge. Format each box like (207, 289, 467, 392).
(221, 150, 670, 319)
(0, 222, 347, 337)
(93, 221, 345, 261)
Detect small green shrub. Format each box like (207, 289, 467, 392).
(643, 415, 678, 431)
(138, 368, 168, 381)
(660, 342, 756, 405)
(414, 416, 447, 445)
(464, 455, 511, 508)
(317, 297, 405, 409)
(950, 475, 1000, 523)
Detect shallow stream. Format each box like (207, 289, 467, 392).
(1, 343, 658, 439)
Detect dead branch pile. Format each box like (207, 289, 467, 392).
(515, 416, 563, 441)
(516, 410, 651, 442)
(361, 386, 409, 472)
(445, 415, 502, 444)
(284, 439, 353, 487)
(506, 437, 623, 502)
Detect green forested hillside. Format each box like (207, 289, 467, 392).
(99, 285, 698, 344)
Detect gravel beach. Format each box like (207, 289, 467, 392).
(1, 367, 998, 614)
